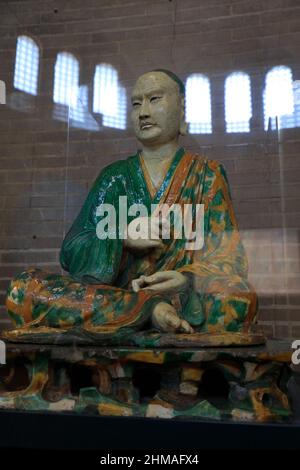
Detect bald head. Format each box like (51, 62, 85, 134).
(133, 71, 182, 102)
(152, 69, 185, 96)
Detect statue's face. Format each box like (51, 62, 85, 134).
(131, 72, 183, 146)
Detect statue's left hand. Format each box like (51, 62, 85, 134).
(132, 270, 188, 295)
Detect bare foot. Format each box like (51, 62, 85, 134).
(152, 302, 194, 333)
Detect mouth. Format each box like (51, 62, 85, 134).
(140, 122, 155, 130)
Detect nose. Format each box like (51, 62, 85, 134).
(139, 99, 150, 119)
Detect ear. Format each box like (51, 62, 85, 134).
(180, 120, 188, 136)
(179, 96, 188, 136)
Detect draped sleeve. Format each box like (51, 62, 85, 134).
(178, 161, 257, 330)
(179, 161, 248, 283)
(60, 162, 127, 285)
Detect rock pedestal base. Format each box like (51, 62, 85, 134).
(0, 340, 293, 423)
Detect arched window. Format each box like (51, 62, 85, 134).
(53, 52, 79, 106)
(93, 64, 126, 129)
(225, 72, 252, 133)
(264, 65, 299, 130)
(69, 85, 99, 131)
(185, 74, 212, 134)
(14, 35, 39, 95)
(102, 86, 127, 130)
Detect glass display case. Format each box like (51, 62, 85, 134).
(0, 0, 300, 449)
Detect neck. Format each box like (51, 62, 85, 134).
(140, 140, 180, 162)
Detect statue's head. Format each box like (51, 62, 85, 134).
(131, 70, 187, 147)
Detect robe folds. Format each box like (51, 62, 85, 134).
(5, 148, 257, 339)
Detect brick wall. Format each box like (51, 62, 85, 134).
(0, 0, 300, 338)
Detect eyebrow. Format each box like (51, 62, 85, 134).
(131, 87, 165, 102)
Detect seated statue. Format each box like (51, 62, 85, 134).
(4, 70, 257, 343)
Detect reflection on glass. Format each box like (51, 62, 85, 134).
(93, 64, 118, 116)
(264, 65, 300, 130)
(53, 52, 79, 106)
(293, 80, 300, 116)
(225, 72, 252, 133)
(102, 86, 126, 130)
(69, 85, 99, 131)
(185, 74, 212, 134)
(14, 35, 39, 95)
(93, 64, 126, 130)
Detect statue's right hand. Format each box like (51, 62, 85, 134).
(123, 216, 164, 252)
(152, 302, 194, 334)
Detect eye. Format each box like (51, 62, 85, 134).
(132, 101, 141, 108)
(150, 96, 161, 102)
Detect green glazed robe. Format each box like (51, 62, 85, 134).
(5, 148, 257, 340)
